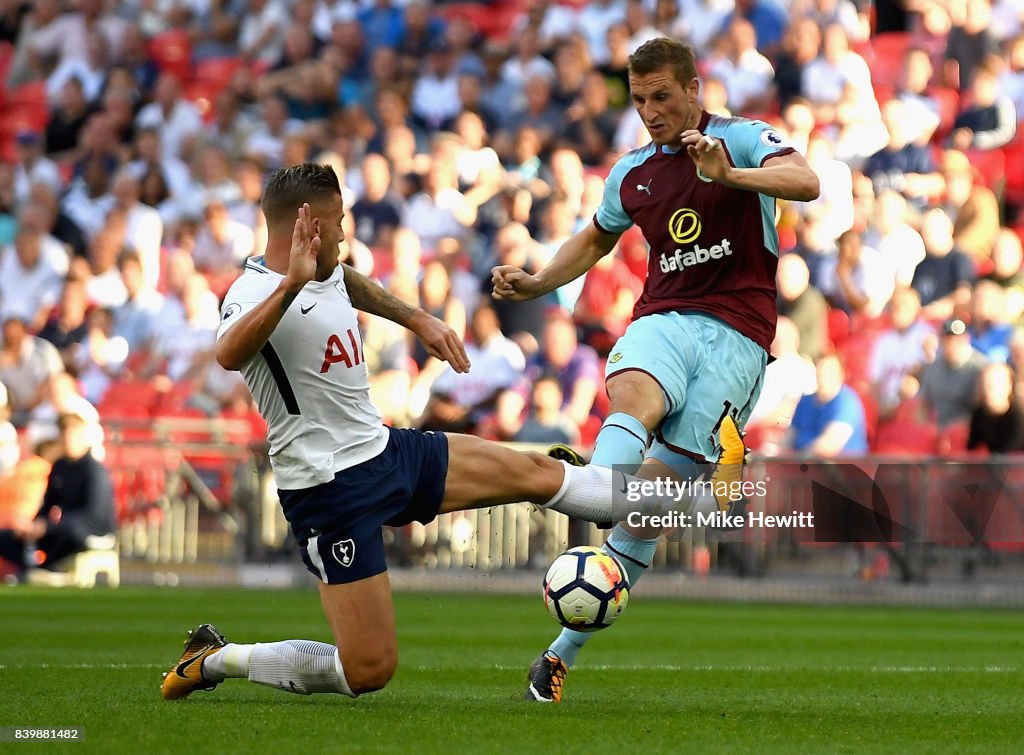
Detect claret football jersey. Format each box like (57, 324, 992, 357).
(595, 111, 795, 351)
(217, 257, 388, 490)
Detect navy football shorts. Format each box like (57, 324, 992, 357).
(278, 427, 449, 585)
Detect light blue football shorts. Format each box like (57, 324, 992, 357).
(605, 312, 767, 464)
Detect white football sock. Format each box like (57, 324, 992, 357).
(543, 462, 675, 522)
(206, 640, 354, 697)
(202, 643, 254, 681)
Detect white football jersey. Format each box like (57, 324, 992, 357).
(217, 257, 388, 490)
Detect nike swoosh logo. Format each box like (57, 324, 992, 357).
(175, 652, 206, 679)
(300, 303, 316, 315)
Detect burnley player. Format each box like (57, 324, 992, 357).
(160, 164, 739, 702)
(492, 37, 820, 701)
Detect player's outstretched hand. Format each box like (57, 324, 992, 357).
(491, 265, 544, 301)
(680, 130, 729, 182)
(409, 309, 471, 373)
(285, 203, 320, 289)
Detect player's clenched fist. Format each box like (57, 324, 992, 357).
(491, 265, 544, 301)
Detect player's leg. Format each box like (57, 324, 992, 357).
(163, 474, 399, 701)
(438, 433, 677, 523)
(164, 573, 392, 700)
(530, 314, 763, 699)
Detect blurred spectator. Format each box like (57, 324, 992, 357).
(144, 273, 218, 383)
(746, 315, 817, 454)
(573, 247, 642, 353)
(800, 0, 867, 44)
(245, 95, 305, 170)
(944, 0, 1000, 91)
(38, 279, 90, 365)
(774, 17, 822, 111)
(45, 29, 109, 106)
(526, 313, 600, 429)
(411, 39, 462, 132)
(45, 76, 96, 158)
(413, 260, 466, 369)
(819, 228, 894, 318)
(560, 71, 622, 168)
(192, 200, 255, 296)
(75, 308, 128, 406)
(940, 149, 1000, 264)
(861, 189, 925, 288)
(919, 317, 988, 428)
(894, 48, 943, 145)
(787, 352, 868, 456)
(27, 0, 128, 74)
(709, 17, 776, 113)
(911, 207, 976, 320)
(501, 27, 555, 94)
(360, 307, 413, 427)
(514, 372, 580, 446)
(578, 0, 627, 66)
(984, 230, 1024, 322)
(862, 100, 943, 203)
(239, 0, 289, 66)
(967, 362, 1024, 453)
(507, 75, 563, 149)
(721, 0, 788, 55)
(0, 408, 114, 582)
(802, 133, 854, 239)
(950, 66, 1017, 151)
(13, 130, 61, 206)
(128, 127, 193, 202)
(0, 315, 64, 427)
(114, 248, 163, 355)
(999, 33, 1024, 117)
(111, 169, 164, 290)
(401, 158, 476, 253)
(30, 182, 88, 262)
(0, 223, 65, 330)
(777, 252, 829, 361)
(61, 155, 116, 242)
(419, 303, 524, 433)
(869, 287, 934, 416)
(134, 73, 204, 162)
(968, 279, 1015, 362)
(352, 153, 404, 248)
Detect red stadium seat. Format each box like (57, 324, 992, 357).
(868, 32, 911, 89)
(930, 87, 959, 142)
(149, 29, 192, 82)
(964, 148, 1006, 192)
(193, 56, 246, 90)
(826, 307, 850, 349)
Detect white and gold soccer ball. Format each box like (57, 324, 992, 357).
(542, 546, 630, 632)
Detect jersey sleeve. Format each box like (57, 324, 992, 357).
(594, 155, 636, 234)
(722, 120, 797, 169)
(216, 274, 275, 341)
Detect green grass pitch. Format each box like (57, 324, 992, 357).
(1, 586, 1022, 754)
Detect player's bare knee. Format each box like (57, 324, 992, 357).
(606, 374, 665, 428)
(346, 648, 398, 694)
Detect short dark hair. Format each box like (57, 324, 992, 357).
(260, 163, 342, 226)
(628, 37, 698, 88)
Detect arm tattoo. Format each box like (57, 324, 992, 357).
(342, 264, 417, 326)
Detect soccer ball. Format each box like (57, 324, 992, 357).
(542, 546, 630, 632)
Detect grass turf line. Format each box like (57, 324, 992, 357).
(0, 586, 1022, 754)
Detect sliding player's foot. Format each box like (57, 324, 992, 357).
(548, 444, 614, 529)
(525, 651, 568, 703)
(547, 443, 585, 467)
(161, 624, 228, 700)
(710, 415, 748, 512)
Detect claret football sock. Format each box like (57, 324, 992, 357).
(546, 526, 658, 668)
(590, 412, 649, 473)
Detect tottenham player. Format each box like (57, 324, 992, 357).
(493, 38, 820, 701)
(160, 163, 736, 702)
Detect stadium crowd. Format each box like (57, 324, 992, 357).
(3, 0, 1024, 530)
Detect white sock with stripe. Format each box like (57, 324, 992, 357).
(203, 640, 355, 697)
